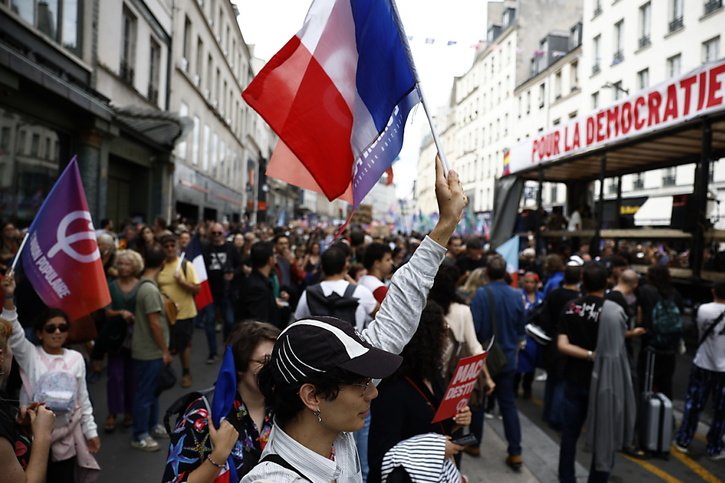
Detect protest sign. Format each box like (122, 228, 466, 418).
(432, 352, 486, 423)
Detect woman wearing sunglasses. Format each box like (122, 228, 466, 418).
(2, 274, 100, 483)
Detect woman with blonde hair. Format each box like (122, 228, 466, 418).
(457, 267, 489, 305)
(0, 315, 56, 482)
(101, 250, 144, 433)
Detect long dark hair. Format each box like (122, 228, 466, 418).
(429, 265, 464, 314)
(647, 265, 673, 297)
(399, 300, 447, 382)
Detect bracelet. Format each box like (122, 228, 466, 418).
(586, 350, 593, 362)
(207, 454, 225, 469)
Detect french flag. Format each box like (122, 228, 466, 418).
(496, 236, 520, 287)
(185, 234, 213, 310)
(242, 0, 420, 207)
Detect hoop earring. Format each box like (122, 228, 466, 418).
(313, 409, 322, 423)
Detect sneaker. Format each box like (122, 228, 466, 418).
(710, 450, 725, 461)
(180, 374, 193, 388)
(673, 442, 689, 454)
(150, 424, 169, 440)
(506, 454, 523, 471)
(535, 372, 548, 382)
(215, 322, 222, 333)
(131, 436, 160, 452)
(206, 355, 218, 365)
(484, 411, 495, 420)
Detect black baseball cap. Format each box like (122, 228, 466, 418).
(270, 316, 402, 384)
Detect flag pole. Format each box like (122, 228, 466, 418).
(389, 0, 451, 174)
(8, 233, 29, 275)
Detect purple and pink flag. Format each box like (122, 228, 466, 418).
(20, 157, 110, 321)
(242, 0, 420, 207)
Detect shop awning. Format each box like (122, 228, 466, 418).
(634, 196, 673, 226)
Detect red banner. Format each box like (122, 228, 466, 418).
(432, 353, 486, 423)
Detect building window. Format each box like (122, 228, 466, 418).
(704, 0, 723, 15)
(148, 38, 160, 104)
(662, 167, 676, 186)
(613, 20, 624, 64)
(639, 2, 651, 48)
(203, 125, 210, 170)
(637, 68, 650, 89)
(669, 0, 684, 32)
(593, 0, 602, 17)
(192, 115, 200, 165)
(592, 35, 601, 75)
(613, 81, 625, 100)
(182, 16, 191, 72)
(14, 0, 83, 54)
(196, 38, 204, 86)
(592, 91, 599, 109)
(703, 36, 720, 63)
(633, 173, 644, 189)
(667, 53, 681, 77)
(526, 90, 531, 114)
(538, 82, 545, 108)
(120, 7, 137, 85)
(554, 71, 562, 99)
(206, 55, 213, 97)
(177, 103, 189, 160)
(570, 61, 579, 91)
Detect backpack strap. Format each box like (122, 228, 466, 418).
(698, 309, 725, 347)
(342, 282, 357, 299)
(258, 453, 312, 481)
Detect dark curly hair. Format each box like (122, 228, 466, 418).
(399, 300, 447, 381)
(257, 362, 369, 428)
(429, 264, 464, 314)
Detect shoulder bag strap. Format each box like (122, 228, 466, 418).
(698, 309, 725, 347)
(258, 453, 312, 482)
(484, 286, 498, 342)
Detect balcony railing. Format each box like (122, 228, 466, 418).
(638, 35, 651, 49)
(612, 50, 624, 65)
(705, 0, 723, 15)
(662, 175, 677, 187)
(148, 85, 159, 104)
(633, 179, 644, 190)
(120, 61, 134, 85)
(669, 16, 684, 32)
(593, 5, 602, 17)
(592, 63, 601, 75)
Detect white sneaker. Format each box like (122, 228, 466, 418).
(710, 450, 725, 461)
(131, 435, 160, 452)
(673, 442, 688, 454)
(535, 371, 548, 382)
(151, 424, 169, 439)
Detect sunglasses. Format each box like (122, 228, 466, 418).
(43, 323, 70, 334)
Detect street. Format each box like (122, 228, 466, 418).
(88, 328, 724, 483)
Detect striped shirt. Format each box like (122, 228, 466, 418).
(380, 433, 461, 482)
(242, 236, 447, 483)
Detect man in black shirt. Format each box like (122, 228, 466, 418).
(237, 241, 281, 327)
(557, 262, 607, 483)
(541, 264, 581, 429)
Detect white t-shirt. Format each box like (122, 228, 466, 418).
(358, 274, 388, 304)
(567, 210, 582, 231)
(295, 280, 377, 332)
(693, 301, 725, 372)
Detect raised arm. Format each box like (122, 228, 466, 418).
(1, 274, 35, 369)
(363, 156, 466, 353)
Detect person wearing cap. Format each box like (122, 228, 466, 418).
(241, 156, 467, 482)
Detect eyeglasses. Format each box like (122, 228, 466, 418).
(250, 354, 271, 366)
(43, 323, 70, 334)
(349, 378, 373, 395)
(212, 231, 224, 236)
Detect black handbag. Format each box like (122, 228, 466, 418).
(484, 286, 508, 378)
(156, 365, 177, 396)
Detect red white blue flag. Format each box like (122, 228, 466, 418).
(243, 0, 420, 207)
(184, 234, 213, 310)
(211, 345, 238, 482)
(20, 156, 110, 321)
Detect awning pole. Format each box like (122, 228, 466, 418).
(536, 167, 544, 255)
(615, 175, 623, 250)
(593, 154, 607, 257)
(692, 120, 712, 280)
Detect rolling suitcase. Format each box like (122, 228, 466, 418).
(640, 349, 672, 455)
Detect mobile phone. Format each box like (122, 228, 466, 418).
(451, 433, 478, 447)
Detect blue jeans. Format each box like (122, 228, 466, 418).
(132, 358, 162, 441)
(558, 382, 610, 483)
(200, 304, 218, 358)
(675, 365, 725, 457)
(480, 370, 522, 456)
(208, 296, 236, 340)
(354, 412, 371, 481)
(543, 371, 565, 429)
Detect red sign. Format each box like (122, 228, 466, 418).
(432, 353, 486, 423)
(508, 59, 725, 175)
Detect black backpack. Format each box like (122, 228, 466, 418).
(305, 283, 359, 327)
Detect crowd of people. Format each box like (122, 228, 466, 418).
(0, 161, 723, 482)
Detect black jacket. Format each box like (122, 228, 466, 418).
(237, 270, 280, 327)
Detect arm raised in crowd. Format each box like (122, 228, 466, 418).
(363, 156, 467, 355)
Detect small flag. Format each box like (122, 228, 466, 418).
(243, 0, 421, 208)
(20, 156, 110, 321)
(496, 236, 520, 286)
(185, 234, 213, 310)
(503, 148, 511, 176)
(211, 345, 238, 482)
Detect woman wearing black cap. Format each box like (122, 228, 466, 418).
(242, 157, 467, 482)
